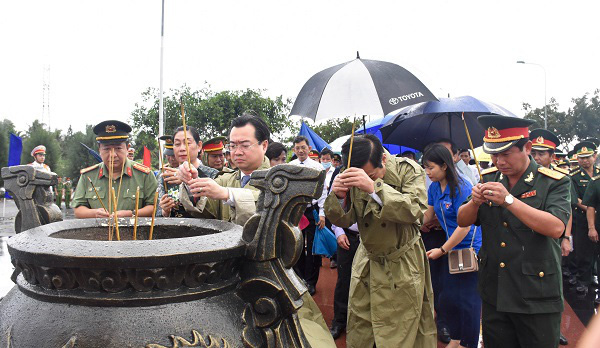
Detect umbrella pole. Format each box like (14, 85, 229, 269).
(461, 112, 483, 182)
(343, 117, 357, 209)
(347, 117, 357, 167)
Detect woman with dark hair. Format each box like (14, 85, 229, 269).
(158, 126, 218, 217)
(422, 143, 482, 348)
(265, 142, 287, 167)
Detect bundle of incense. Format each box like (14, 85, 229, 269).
(133, 186, 140, 240)
(157, 140, 168, 192)
(149, 191, 159, 240)
(180, 98, 192, 170)
(111, 186, 121, 241)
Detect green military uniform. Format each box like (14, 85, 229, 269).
(178, 156, 335, 347)
(202, 136, 227, 171)
(72, 120, 158, 214)
(64, 179, 72, 209)
(473, 115, 571, 348)
(570, 141, 600, 291)
(180, 156, 271, 224)
(324, 155, 436, 348)
(55, 179, 63, 208)
(72, 160, 158, 212)
(581, 174, 600, 290)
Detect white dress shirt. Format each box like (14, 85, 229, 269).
(289, 157, 326, 216)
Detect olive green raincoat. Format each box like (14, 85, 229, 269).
(325, 155, 436, 348)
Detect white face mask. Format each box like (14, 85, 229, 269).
(322, 162, 332, 170)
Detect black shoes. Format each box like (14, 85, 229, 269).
(559, 332, 568, 345)
(438, 327, 451, 344)
(576, 283, 588, 295)
(568, 276, 578, 286)
(329, 324, 345, 339)
(307, 284, 316, 296)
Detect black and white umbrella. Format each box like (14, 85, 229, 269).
(290, 52, 438, 122)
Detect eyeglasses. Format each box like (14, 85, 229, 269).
(226, 141, 263, 153)
(294, 145, 309, 151)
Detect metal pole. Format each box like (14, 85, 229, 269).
(543, 67, 547, 130)
(158, 0, 165, 138)
(516, 61, 547, 129)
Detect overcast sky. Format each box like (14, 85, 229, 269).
(1, 0, 599, 135)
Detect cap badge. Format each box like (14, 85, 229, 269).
(582, 147, 588, 152)
(536, 136, 544, 144)
(487, 127, 501, 139)
(106, 125, 117, 133)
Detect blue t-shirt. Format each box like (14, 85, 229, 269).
(428, 179, 482, 252)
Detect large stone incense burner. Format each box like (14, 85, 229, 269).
(0, 164, 324, 347)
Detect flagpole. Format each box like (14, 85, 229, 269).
(158, 0, 165, 138)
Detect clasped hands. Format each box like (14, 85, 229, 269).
(331, 168, 374, 199)
(177, 162, 228, 201)
(471, 182, 510, 207)
(93, 208, 132, 219)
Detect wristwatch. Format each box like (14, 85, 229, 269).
(503, 194, 514, 207)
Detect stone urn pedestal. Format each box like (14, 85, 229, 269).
(0, 164, 325, 348)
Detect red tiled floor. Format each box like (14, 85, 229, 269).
(312, 258, 588, 348)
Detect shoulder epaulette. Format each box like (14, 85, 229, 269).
(569, 168, 581, 176)
(554, 166, 570, 175)
(133, 163, 151, 174)
(80, 163, 100, 174)
(538, 166, 565, 180)
(481, 167, 499, 175)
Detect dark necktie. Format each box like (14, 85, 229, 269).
(241, 175, 250, 188)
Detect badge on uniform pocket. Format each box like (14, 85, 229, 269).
(520, 190, 537, 199)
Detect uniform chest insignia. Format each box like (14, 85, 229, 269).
(98, 167, 103, 178)
(521, 190, 537, 198)
(580, 179, 589, 183)
(524, 172, 534, 183)
(500, 173, 504, 180)
(445, 202, 451, 209)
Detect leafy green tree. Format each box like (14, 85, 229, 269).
(307, 118, 355, 144)
(523, 90, 600, 149)
(568, 89, 600, 142)
(130, 84, 294, 157)
(20, 120, 62, 175)
(522, 98, 570, 148)
(61, 125, 99, 184)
